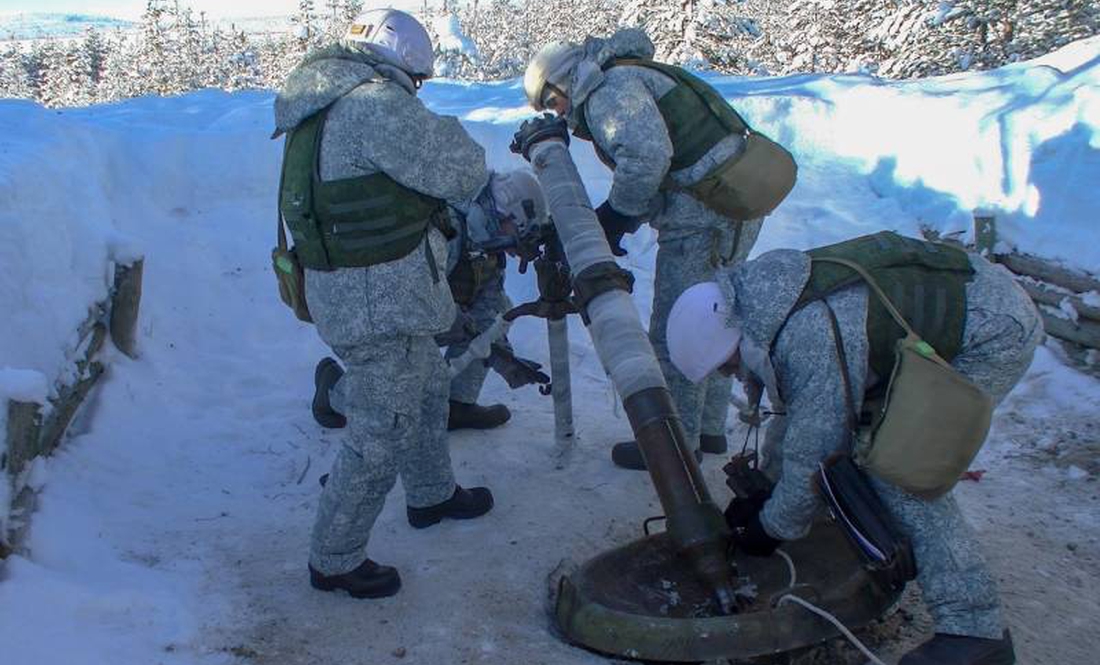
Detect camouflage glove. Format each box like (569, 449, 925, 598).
(510, 113, 570, 161)
(486, 343, 551, 389)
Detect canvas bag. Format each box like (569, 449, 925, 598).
(273, 213, 313, 323)
(816, 256, 994, 500)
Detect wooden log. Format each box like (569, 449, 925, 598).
(1037, 308, 1100, 350)
(996, 252, 1100, 295)
(1018, 280, 1100, 322)
(110, 258, 144, 358)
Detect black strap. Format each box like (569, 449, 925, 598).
(571, 261, 635, 325)
(823, 300, 857, 434)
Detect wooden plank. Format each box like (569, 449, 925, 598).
(5, 400, 43, 479)
(37, 324, 107, 458)
(997, 253, 1100, 295)
(110, 259, 144, 359)
(1018, 280, 1100, 322)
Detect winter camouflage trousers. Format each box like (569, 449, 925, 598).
(310, 334, 457, 575)
(445, 268, 513, 405)
(650, 219, 764, 448)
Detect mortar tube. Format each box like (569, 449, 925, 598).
(527, 139, 737, 614)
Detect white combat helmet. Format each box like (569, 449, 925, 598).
(490, 170, 549, 238)
(524, 42, 581, 110)
(344, 9, 435, 78)
(667, 282, 743, 383)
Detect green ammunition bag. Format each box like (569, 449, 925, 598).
(818, 256, 994, 500)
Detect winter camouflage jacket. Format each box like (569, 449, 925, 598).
(272, 45, 488, 340)
(716, 249, 1041, 541)
(565, 29, 745, 237)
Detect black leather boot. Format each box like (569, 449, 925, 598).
(900, 630, 1016, 665)
(447, 400, 511, 431)
(610, 440, 703, 471)
(700, 433, 728, 454)
(312, 357, 346, 429)
(407, 485, 494, 528)
(309, 558, 401, 599)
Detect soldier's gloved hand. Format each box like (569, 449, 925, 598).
(732, 511, 783, 558)
(434, 309, 477, 347)
(595, 201, 641, 257)
(510, 113, 570, 161)
(487, 343, 551, 389)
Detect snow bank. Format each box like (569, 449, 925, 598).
(704, 37, 1100, 271)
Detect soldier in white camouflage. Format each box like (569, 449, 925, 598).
(442, 170, 551, 430)
(273, 9, 494, 599)
(523, 29, 770, 470)
(311, 170, 553, 433)
(666, 232, 1041, 665)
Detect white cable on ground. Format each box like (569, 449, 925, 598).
(774, 549, 888, 665)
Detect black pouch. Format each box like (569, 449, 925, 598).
(815, 455, 917, 591)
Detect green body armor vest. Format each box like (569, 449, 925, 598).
(278, 105, 447, 271)
(572, 58, 797, 221)
(794, 232, 975, 385)
(573, 58, 747, 172)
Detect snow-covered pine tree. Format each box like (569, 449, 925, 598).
(0, 43, 35, 101)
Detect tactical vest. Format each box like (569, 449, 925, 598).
(793, 232, 975, 386)
(573, 58, 749, 173)
(279, 104, 447, 271)
(572, 58, 796, 221)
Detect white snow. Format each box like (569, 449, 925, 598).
(0, 40, 1098, 664)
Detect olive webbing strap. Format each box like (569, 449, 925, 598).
(823, 300, 858, 434)
(277, 137, 290, 253)
(810, 256, 917, 339)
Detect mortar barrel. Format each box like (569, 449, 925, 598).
(528, 140, 736, 612)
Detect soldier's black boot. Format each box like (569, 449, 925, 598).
(309, 558, 401, 599)
(312, 357, 346, 429)
(699, 433, 728, 454)
(447, 400, 511, 431)
(900, 630, 1016, 665)
(611, 440, 703, 471)
(407, 485, 494, 528)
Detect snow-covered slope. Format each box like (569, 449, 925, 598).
(0, 43, 1098, 665)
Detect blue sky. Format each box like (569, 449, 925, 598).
(0, 1, 426, 20)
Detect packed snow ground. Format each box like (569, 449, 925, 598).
(1, 40, 1099, 664)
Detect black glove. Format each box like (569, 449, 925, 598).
(734, 511, 783, 557)
(486, 344, 551, 389)
(595, 201, 640, 257)
(510, 113, 570, 161)
(504, 298, 577, 322)
(724, 493, 770, 530)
